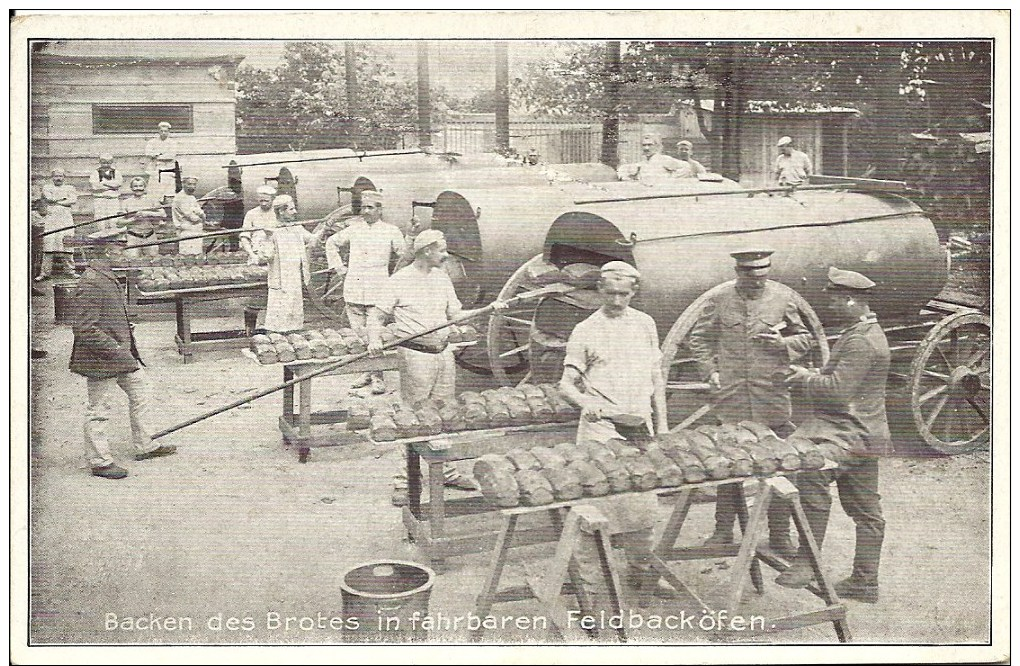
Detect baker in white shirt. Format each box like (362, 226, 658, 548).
(144, 121, 179, 202)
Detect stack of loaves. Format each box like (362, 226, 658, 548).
(136, 264, 267, 292)
(351, 383, 580, 441)
(112, 252, 248, 269)
(472, 421, 829, 508)
(249, 324, 480, 365)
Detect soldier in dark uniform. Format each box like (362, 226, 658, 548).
(688, 250, 815, 557)
(775, 267, 891, 603)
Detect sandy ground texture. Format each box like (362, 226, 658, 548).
(24, 286, 992, 647)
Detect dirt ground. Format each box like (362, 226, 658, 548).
(23, 275, 994, 648)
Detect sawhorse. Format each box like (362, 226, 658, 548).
(472, 504, 627, 643)
(653, 475, 852, 642)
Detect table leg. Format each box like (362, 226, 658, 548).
(725, 483, 771, 612)
(282, 367, 295, 421)
(471, 514, 519, 641)
(175, 297, 193, 363)
(407, 444, 422, 520)
(735, 481, 765, 595)
(428, 460, 446, 562)
(790, 494, 853, 642)
(654, 488, 694, 557)
(298, 376, 311, 463)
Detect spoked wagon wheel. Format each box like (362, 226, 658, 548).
(908, 310, 990, 454)
(304, 209, 352, 327)
(486, 254, 564, 385)
(659, 280, 830, 430)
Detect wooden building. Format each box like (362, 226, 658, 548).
(30, 41, 243, 219)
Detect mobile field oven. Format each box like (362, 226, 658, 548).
(459, 176, 989, 455)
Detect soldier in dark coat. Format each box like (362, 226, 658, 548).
(688, 250, 815, 556)
(775, 266, 891, 603)
(69, 228, 176, 479)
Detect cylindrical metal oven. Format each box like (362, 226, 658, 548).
(540, 189, 946, 332)
(431, 178, 743, 307)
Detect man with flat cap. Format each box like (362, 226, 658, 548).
(773, 136, 813, 187)
(325, 189, 409, 394)
(676, 140, 707, 178)
(775, 266, 890, 603)
(69, 227, 177, 479)
(688, 249, 815, 557)
(145, 121, 180, 202)
(368, 229, 505, 505)
(171, 176, 207, 255)
(558, 260, 669, 607)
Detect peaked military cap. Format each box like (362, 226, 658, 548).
(826, 266, 876, 291)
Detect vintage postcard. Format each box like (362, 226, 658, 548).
(11, 9, 1008, 664)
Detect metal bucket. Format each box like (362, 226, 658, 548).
(52, 280, 79, 326)
(339, 560, 435, 642)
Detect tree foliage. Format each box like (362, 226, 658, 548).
(236, 42, 448, 154)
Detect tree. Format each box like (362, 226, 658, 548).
(236, 42, 447, 154)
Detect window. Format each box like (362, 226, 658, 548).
(92, 104, 194, 134)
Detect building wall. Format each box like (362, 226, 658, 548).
(30, 55, 240, 219)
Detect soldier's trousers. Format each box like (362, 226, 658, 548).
(793, 452, 884, 584)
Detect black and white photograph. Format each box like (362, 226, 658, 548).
(12, 9, 1007, 663)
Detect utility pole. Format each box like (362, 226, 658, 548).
(601, 40, 622, 168)
(344, 42, 360, 145)
(417, 40, 432, 148)
(494, 41, 510, 154)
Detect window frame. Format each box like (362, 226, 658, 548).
(91, 104, 195, 135)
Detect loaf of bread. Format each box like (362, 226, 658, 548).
(515, 469, 555, 506)
(530, 446, 567, 469)
(520, 384, 546, 401)
(737, 443, 780, 475)
(415, 405, 444, 436)
(715, 444, 755, 477)
(274, 341, 297, 364)
(505, 447, 542, 471)
(541, 466, 583, 501)
(604, 439, 641, 459)
(789, 438, 825, 470)
(714, 423, 759, 449)
(463, 402, 489, 429)
(439, 403, 468, 432)
(483, 398, 512, 428)
(474, 455, 520, 507)
(525, 396, 554, 423)
(579, 441, 617, 467)
(370, 414, 398, 441)
(459, 391, 486, 406)
(339, 328, 366, 354)
(323, 329, 348, 356)
(287, 334, 313, 360)
(684, 430, 733, 480)
(621, 456, 659, 490)
(504, 396, 533, 426)
(253, 343, 278, 365)
(592, 457, 633, 493)
(251, 333, 272, 346)
(552, 442, 589, 466)
(568, 460, 610, 497)
(346, 400, 372, 431)
(308, 337, 331, 359)
(392, 409, 422, 438)
(644, 450, 684, 487)
(738, 422, 801, 471)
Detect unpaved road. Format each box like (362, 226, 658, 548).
(24, 289, 994, 646)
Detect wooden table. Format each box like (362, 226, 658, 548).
(396, 423, 577, 566)
(276, 354, 401, 462)
(472, 470, 851, 643)
(135, 282, 266, 362)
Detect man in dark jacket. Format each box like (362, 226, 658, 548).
(775, 266, 891, 603)
(69, 228, 176, 479)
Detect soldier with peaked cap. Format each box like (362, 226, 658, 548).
(324, 189, 409, 394)
(774, 135, 813, 186)
(89, 154, 124, 229)
(367, 229, 506, 506)
(688, 249, 815, 557)
(171, 175, 207, 255)
(775, 266, 891, 603)
(69, 227, 177, 480)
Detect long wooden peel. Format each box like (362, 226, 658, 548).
(572, 178, 908, 206)
(150, 282, 577, 440)
(111, 208, 348, 250)
(39, 191, 240, 237)
(220, 148, 463, 169)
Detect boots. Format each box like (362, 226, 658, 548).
(774, 557, 815, 589)
(700, 527, 735, 549)
(834, 576, 879, 604)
